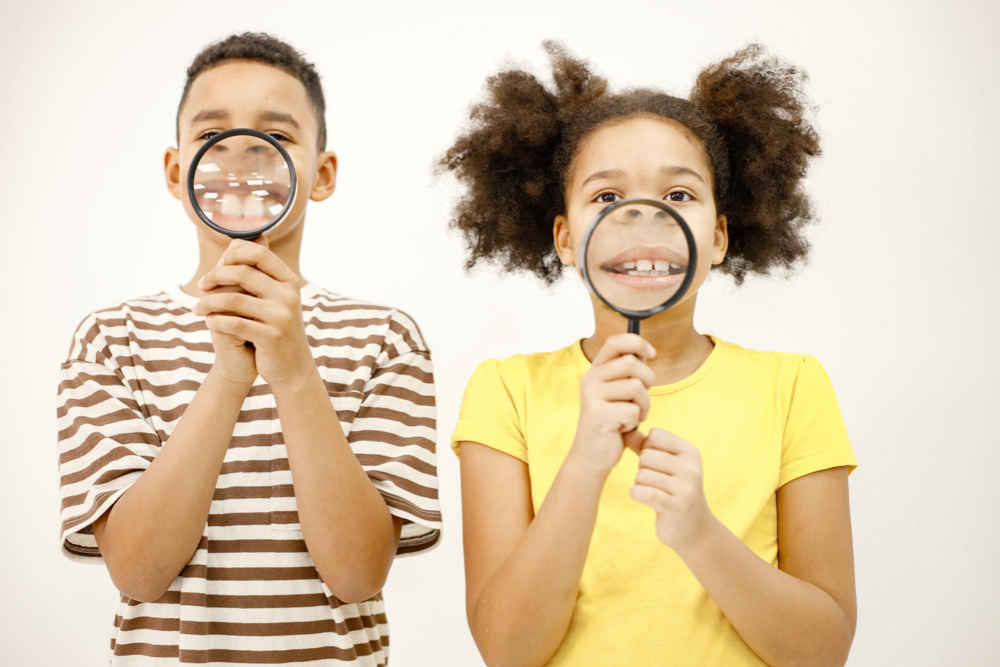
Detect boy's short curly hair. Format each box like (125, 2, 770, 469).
(439, 42, 821, 285)
(177, 32, 327, 151)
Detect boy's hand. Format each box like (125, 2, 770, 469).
(196, 251, 258, 385)
(629, 428, 717, 554)
(194, 237, 316, 388)
(569, 333, 655, 478)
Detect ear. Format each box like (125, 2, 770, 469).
(310, 150, 338, 202)
(553, 214, 575, 266)
(164, 147, 181, 201)
(712, 214, 729, 265)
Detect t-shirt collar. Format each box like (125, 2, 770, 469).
(570, 333, 725, 395)
(166, 280, 321, 311)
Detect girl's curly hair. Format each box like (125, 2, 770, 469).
(438, 42, 821, 285)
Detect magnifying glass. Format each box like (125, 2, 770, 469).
(580, 198, 698, 336)
(187, 128, 298, 239)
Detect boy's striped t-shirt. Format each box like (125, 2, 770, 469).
(56, 281, 442, 665)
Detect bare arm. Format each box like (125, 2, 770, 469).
(631, 425, 857, 667)
(272, 368, 403, 603)
(93, 368, 253, 602)
(460, 442, 609, 666)
(676, 467, 857, 666)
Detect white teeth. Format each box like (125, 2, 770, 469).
(654, 259, 670, 271)
(242, 196, 265, 219)
(636, 259, 653, 271)
(622, 261, 636, 269)
(670, 263, 682, 270)
(220, 195, 242, 218)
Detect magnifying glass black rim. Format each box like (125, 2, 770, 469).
(579, 198, 699, 321)
(186, 127, 298, 240)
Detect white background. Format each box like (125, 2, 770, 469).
(2, 1, 998, 665)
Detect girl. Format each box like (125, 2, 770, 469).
(442, 42, 858, 666)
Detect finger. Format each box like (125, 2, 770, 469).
(638, 447, 680, 475)
(219, 239, 297, 284)
(629, 484, 671, 511)
(593, 354, 656, 388)
(199, 264, 281, 298)
(592, 333, 656, 366)
(623, 428, 646, 455)
(642, 428, 691, 455)
(196, 291, 274, 322)
(599, 378, 651, 422)
(205, 314, 269, 342)
(596, 402, 642, 434)
(634, 467, 678, 494)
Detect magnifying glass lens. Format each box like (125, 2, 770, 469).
(191, 133, 292, 236)
(585, 201, 692, 313)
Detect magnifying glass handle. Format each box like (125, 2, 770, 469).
(628, 318, 641, 335)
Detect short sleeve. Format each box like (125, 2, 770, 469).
(57, 358, 161, 563)
(450, 358, 528, 463)
(348, 310, 442, 557)
(779, 355, 858, 488)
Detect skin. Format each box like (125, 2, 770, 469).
(459, 116, 857, 666)
(92, 60, 403, 604)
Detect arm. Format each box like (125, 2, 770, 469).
(632, 429, 857, 666)
(460, 442, 611, 666)
(93, 368, 253, 602)
(271, 368, 403, 603)
(195, 238, 401, 603)
(460, 334, 654, 666)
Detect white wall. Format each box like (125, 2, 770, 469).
(1, 1, 997, 664)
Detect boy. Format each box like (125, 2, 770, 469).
(56, 33, 441, 665)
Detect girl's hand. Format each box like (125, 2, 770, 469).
(630, 428, 717, 554)
(569, 333, 656, 478)
(194, 237, 316, 389)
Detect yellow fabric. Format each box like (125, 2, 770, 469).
(451, 335, 858, 666)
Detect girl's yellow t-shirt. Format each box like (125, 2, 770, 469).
(450, 335, 858, 666)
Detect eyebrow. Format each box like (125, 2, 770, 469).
(190, 108, 229, 125)
(259, 110, 300, 129)
(580, 165, 707, 187)
(189, 108, 300, 130)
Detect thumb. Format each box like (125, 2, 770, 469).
(623, 428, 646, 455)
(252, 233, 270, 249)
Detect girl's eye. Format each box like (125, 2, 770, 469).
(268, 132, 290, 142)
(198, 131, 219, 141)
(595, 192, 621, 204)
(667, 191, 694, 203)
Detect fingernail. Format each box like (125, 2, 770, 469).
(197, 277, 205, 288)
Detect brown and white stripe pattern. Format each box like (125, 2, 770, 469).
(57, 282, 441, 665)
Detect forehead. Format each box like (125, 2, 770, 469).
(572, 116, 710, 184)
(181, 60, 315, 126)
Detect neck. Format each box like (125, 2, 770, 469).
(181, 220, 309, 298)
(581, 292, 713, 386)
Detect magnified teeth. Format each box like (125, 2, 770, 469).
(622, 261, 636, 270)
(220, 195, 242, 218)
(670, 263, 683, 271)
(242, 195, 265, 219)
(635, 259, 653, 271)
(654, 259, 670, 271)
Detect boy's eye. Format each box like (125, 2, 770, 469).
(667, 191, 694, 203)
(595, 192, 621, 204)
(268, 132, 290, 142)
(198, 131, 219, 141)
